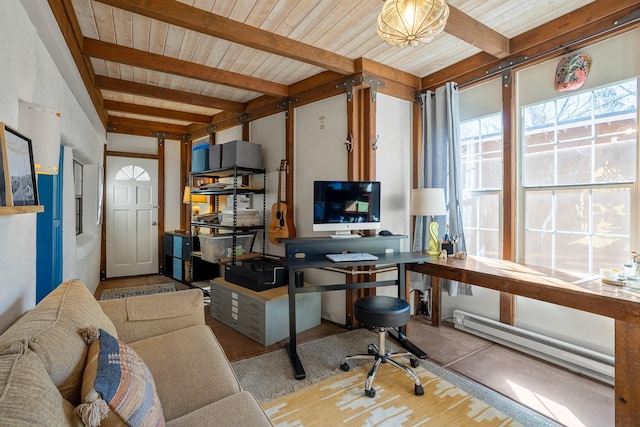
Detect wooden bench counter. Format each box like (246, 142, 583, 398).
(406, 255, 640, 426)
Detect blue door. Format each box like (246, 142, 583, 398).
(36, 147, 63, 302)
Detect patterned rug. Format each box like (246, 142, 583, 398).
(99, 283, 177, 300)
(263, 363, 524, 426)
(232, 329, 559, 426)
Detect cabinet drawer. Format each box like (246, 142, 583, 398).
(209, 278, 321, 346)
(173, 235, 190, 259)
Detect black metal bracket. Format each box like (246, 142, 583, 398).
(276, 97, 298, 119)
(362, 76, 386, 102)
(237, 112, 252, 125)
(336, 76, 387, 102)
(486, 56, 529, 75)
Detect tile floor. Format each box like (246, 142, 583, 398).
(96, 276, 614, 427)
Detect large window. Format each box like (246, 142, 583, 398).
(522, 79, 637, 272)
(460, 113, 503, 258)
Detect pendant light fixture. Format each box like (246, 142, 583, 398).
(377, 0, 450, 48)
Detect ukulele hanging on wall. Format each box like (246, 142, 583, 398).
(268, 159, 296, 245)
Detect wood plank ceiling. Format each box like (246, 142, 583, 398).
(49, 0, 640, 139)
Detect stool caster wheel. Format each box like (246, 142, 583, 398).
(365, 388, 376, 398)
(410, 358, 420, 368)
(415, 385, 424, 396)
(340, 362, 350, 371)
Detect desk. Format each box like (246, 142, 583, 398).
(281, 236, 429, 380)
(406, 255, 640, 426)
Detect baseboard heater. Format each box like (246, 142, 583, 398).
(452, 310, 614, 385)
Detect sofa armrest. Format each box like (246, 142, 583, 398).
(98, 289, 205, 343)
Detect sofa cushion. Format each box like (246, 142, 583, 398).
(165, 391, 272, 427)
(0, 280, 118, 405)
(129, 325, 241, 421)
(75, 328, 164, 427)
(98, 289, 204, 344)
(0, 341, 83, 426)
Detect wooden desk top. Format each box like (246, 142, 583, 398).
(407, 255, 640, 324)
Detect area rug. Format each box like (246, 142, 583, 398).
(232, 329, 559, 426)
(99, 283, 176, 300)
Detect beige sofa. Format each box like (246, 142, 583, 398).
(0, 279, 273, 426)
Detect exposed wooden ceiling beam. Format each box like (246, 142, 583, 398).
(83, 38, 288, 98)
(445, 5, 510, 58)
(93, 0, 356, 75)
(47, 0, 108, 126)
(107, 116, 188, 137)
(95, 76, 244, 112)
(103, 100, 212, 124)
(422, 0, 640, 90)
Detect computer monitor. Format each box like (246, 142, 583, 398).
(313, 181, 381, 238)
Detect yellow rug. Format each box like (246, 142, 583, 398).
(262, 362, 524, 426)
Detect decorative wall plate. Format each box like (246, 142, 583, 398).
(555, 52, 592, 92)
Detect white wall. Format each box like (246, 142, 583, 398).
(291, 93, 413, 322)
(0, 1, 105, 333)
(250, 112, 287, 257)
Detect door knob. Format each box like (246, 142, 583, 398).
(152, 221, 158, 226)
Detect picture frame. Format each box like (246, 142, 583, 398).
(1, 123, 38, 206)
(0, 125, 10, 207)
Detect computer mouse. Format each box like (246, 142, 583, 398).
(378, 230, 393, 236)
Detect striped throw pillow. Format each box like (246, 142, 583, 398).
(75, 328, 164, 427)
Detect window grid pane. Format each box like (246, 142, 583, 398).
(461, 113, 503, 257)
(522, 79, 637, 273)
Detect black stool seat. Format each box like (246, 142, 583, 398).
(340, 295, 423, 398)
(354, 295, 411, 327)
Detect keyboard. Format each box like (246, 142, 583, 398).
(326, 252, 379, 263)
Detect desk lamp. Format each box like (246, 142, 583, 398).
(411, 188, 446, 256)
(183, 186, 208, 217)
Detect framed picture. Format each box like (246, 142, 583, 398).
(0, 125, 10, 207)
(1, 123, 38, 206)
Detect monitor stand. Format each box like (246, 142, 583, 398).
(330, 231, 362, 239)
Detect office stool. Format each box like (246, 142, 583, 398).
(340, 295, 424, 397)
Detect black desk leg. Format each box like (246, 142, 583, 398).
(392, 263, 428, 359)
(286, 269, 306, 380)
(387, 328, 428, 359)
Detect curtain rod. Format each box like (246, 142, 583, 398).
(438, 9, 640, 91)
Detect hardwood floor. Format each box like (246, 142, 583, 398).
(97, 275, 613, 426)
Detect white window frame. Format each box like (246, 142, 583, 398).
(516, 78, 639, 272)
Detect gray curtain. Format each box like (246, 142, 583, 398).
(412, 82, 472, 297)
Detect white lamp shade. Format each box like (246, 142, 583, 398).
(18, 101, 61, 175)
(410, 188, 446, 216)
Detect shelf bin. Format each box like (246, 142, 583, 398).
(198, 233, 254, 263)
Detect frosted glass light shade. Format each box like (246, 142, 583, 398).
(377, 0, 449, 48)
(18, 101, 61, 175)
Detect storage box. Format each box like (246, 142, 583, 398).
(198, 233, 255, 263)
(209, 144, 222, 170)
(192, 142, 209, 172)
(221, 140, 263, 169)
(224, 257, 288, 291)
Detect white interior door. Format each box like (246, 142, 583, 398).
(106, 156, 159, 278)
